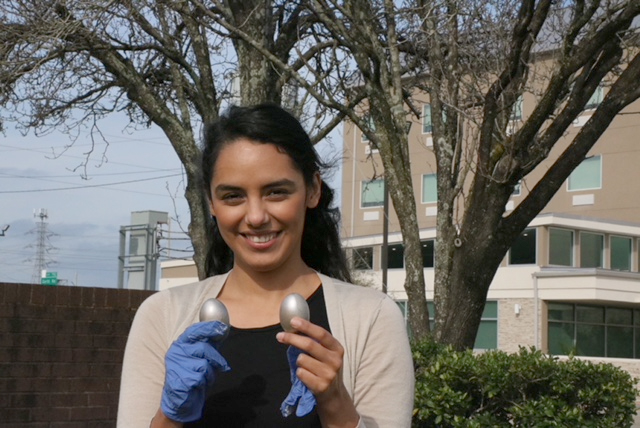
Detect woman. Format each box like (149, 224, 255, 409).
(117, 104, 414, 427)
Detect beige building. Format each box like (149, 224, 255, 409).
(341, 87, 640, 377)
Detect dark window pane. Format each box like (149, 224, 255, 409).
(635, 310, 640, 327)
(549, 229, 573, 266)
(509, 228, 536, 264)
(606, 307, 632, 326)
(482, 301, 498, 319)
(474, 320, 497, 349)
(607, 326, 633, 358)
(352, 247, 373, 270)
(387, 244, 404, 269)
(580, 232, 603, 268)
(421, 240, 435, 268)
(635, 329, 640, 359)
(577, 305, 604, 323)
(576, 324, 605, 357)
(548, 322, 575, 355)
(548, 303, 574, 321)
(611, 236, 632, 271)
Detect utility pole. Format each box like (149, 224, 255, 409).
(28, 209, 56, 284)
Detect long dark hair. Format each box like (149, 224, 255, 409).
(201, 103, 351, 282)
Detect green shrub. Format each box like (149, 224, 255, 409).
(412, 339, 638, 427)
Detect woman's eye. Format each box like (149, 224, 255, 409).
(268, 189, 290, 198)
(221, 193, 242, 201)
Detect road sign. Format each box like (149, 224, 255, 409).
(41, 277, 58, 286)
(45, 272, 58, 279)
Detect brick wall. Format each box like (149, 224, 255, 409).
(0, 283, 155, 428)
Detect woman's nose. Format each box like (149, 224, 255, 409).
(245, 198, 269, 227)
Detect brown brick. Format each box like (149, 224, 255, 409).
(30, 287, 45, 306)
(69, 406, 109, 421)
(10, 393, 50, 408)
(55, 285, 71, 307)
(1, 284, 19, 304)
(51, 362, 90, 377)
(67, 287, 83, 306)
(50, 392, 88, 407)
(0, 408, 31, 422)
(50, 423, 85, 428)
(94, 287, 107, 308)
(0, 303, 18, 318)
(81, 287, 96, 307)
(17, 285, 32, 304)
(31, 406, 70, 422)
(87, 391, 116, 407)
(0, 363, 37, 377)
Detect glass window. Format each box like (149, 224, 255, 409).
(548, 303, 640, 359)
(509, 228, 536, 265)
(585, 86, 604, 110)
(387, 243, 404, 269)
(568, 156, 601, 191)
(352, 247, 373, 270)
(474, 301, 498, 350)
(421, 240, 435, 268)
(422, 174, 437, 204)
(580, 232, 603, 268)
(549, 228, 574, 266)
(361, 115, 375, 142)
(512, 181, 522, 196)
(610, 236, 632, 271)
(576, 324, 605, 357)
(510, 95, 523, 120)
(422, 104, 432, 133)
(361, 179, 384, 208)
(548, 303, 574, 322)
(426, 301, 497, 350)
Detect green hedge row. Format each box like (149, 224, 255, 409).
(412, 339, 638, 427)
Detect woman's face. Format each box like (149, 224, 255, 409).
(208, 138, 320, 274)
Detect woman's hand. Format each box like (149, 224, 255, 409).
(276, 317, 360, 428)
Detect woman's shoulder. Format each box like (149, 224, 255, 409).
(138, 274, 227, 316)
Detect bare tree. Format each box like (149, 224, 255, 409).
(0, 0, 341, 280)
(205, 0, 640, 347)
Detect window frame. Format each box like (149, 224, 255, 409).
(567, 155, 602, 192)
(584, 86, 604, 111)
(610, 235, 633, 272)
(351, 246, 374, 271)
(421, 173, 438, 204)
(579, 231, 604, 268)
(508, 227, 537, 265)
(548, 227, 575, 267)
(510, 95, 524, 121)
(360, 179, 385, 209)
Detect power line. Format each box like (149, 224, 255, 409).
(0, 173, 183, 194)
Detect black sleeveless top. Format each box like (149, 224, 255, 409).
(186, 287, 330, 427)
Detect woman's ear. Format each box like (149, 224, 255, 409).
(306, 172, 322, 209)
(208, 198, 216, 217)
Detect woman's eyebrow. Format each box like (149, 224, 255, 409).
(264, 179, 296, 189)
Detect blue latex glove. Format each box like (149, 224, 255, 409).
(280, 345, 317, 417)
(161, 321, 230, 423)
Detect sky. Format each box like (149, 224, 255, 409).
(0, 114, 342, 288)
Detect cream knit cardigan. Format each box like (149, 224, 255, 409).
(117, 272, 414, 428)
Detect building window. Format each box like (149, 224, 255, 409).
(387, 243, 404, 269)
(422, 104, 432, 134)
(352, 247, 373, 270)
(580, 232, 603, 268)
(422, 174, 437, 204)
(549, 228, 574, 266)
(548, 303, 638, 359)
(361, 179, 384, 208)
(610, 236, 632, 271)
(585, 86, 604, 110)
(361, 115, 375, 142)
(509, 228, 537, 265)
(568, 155, 601, 191)
(421, 239, 435, 268)
(512, 181, 522, 196)
(474, 301, 498, 350)
(510, 95, 523, 121)
(418, 301, 497, 349)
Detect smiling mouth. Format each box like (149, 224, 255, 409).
(244, 232, 279, 243)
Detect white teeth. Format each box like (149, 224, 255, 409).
(248, 233, 276, 243)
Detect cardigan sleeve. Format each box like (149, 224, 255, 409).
(351, 295, 415, 428)
(117, 292, 172, 428)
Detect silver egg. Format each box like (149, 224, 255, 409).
(199, 298, 230, 340)
(279, 293, 310, 333)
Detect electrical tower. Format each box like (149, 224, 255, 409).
(28, 209, 57, 284)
